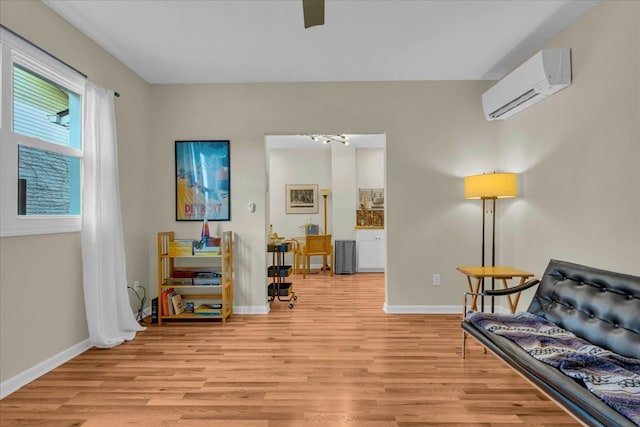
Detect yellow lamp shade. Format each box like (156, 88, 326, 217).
(464, 172, 517, 199)
(320, 188, 331, 197)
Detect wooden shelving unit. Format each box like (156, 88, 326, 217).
(157, 231, 233, 325)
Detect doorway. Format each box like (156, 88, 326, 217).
(265, 134, 386, 274)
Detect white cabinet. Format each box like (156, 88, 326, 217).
(356, 228, 385, 272)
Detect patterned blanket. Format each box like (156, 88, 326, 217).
(466, 311, 640, 426)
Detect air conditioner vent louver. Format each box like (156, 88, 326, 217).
(482, 48, 571, 121)
(489, 89, 539, 119)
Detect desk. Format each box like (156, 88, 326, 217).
(457, 266, 534, 313)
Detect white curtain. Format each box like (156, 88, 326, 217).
(81, 82, 145, 348)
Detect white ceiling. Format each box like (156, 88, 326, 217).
(43, 0, 597, 85)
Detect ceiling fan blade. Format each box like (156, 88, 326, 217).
(303, 0, 325, 28)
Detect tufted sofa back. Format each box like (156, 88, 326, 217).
(528, 259, 640, 359)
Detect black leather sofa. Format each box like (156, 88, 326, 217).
(462, 259, 640, 427)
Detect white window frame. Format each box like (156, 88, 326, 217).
(1, 27, 86, 237)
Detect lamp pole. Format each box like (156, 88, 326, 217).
(320, 188, 331, 234)
(323, 195, 328, 233)
(481, 197, 486, 312)
(320, 188, 331, 271)
(491, 197, 497, 312)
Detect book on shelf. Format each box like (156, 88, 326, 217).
(195, 270, 221, 278)
(166, 277, 193, 286)
(173, 270, 197, 278)
(196, 303, 222, 309)
(160, 288, 175, 316)
(151, 297, 158, 324)
(174, 239, 196, 245)
(168, 239, 195, 256)
(193, 277, 221, 286)
(171, 293, 185, 315)
(195, 245, 220, 252)
(193, 250, 220, 256)
(167, 290, 177, 315)
(195, 303, 223, 315)
(194, 312, 221, 317)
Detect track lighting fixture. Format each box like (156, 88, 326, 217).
(303, 134, 350, 145)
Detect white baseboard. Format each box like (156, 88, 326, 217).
(236, 304, 508, 315)
(383, 304, 511, 314)
(0, 338, 92, 399)
(383, 304, 462, 314)
(233, 304, 269, 315)
(357, 268, 384, 273)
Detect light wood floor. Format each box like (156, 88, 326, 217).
(1, 273, 579, 426)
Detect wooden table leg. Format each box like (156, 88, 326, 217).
(501, 278, 515, 313)
(500, 277, 527, 314)
(466, 276, 482, 311)
(511, 277, 526, 313)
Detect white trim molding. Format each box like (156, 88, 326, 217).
(383, 304, 512, 314)
(383, 304, 462, 314)
(233, 304, 270, 315)
(0, 339, 92, 399)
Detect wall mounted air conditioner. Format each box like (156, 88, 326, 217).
(482, 48, 571, 121)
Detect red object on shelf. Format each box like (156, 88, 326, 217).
(201, 218, 210, 240)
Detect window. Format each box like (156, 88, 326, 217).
(1, 27, 85, 237)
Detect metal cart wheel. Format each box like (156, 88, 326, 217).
(288, 303, 294, 309)
(294, 295, 298, 300)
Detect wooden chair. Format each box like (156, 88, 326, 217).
(301, 234, 333, 278)
(288, 238, 303, 274)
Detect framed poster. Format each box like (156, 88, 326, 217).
(285, 184, 318, 214)
(175, 140, 230, 221)
(359, 188, 384, 209)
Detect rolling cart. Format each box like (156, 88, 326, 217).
(267, 242, 297, 309)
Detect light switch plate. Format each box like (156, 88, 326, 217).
(432, 274, 441, 286)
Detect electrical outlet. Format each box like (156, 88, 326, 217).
(432, 274, 441, 286)
(133, 280, 141, 288)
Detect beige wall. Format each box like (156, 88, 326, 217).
(331, 144, 359, 241)
(148, 81, 497, 310)
(357, 148, 385, 191)
(268, 145, 383, 244)
(145, 1, 639, 313)
(494, 0, 640, 308)
(268, 149, 332, 239)
(0, 1, 151, 382)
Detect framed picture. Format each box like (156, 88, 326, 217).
(359, 188, 384, 209)
(175, 140, 230, 221)
(285, 184, 318, 214)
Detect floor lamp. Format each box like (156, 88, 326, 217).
(320, 188, 331, 234)
(464, 172, 517, 311)
(320, 188, 331, 269)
